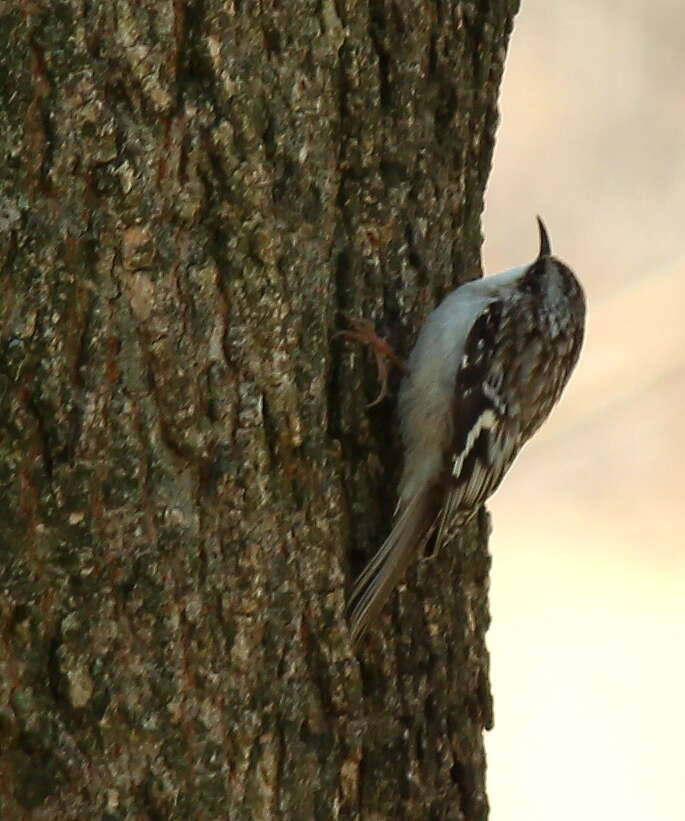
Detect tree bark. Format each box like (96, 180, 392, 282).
(0, 1, 519, 818)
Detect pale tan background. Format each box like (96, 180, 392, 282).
(482, 1, 685, 818)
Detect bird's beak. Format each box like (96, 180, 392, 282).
(536, 216, 552, 258)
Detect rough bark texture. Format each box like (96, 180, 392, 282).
(0, 1, 518, 818)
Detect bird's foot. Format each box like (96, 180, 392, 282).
(334, 314, 409, 407)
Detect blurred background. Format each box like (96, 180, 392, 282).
(482, 1, 685, 819)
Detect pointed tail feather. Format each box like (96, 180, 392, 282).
(346, 490, 437, 645)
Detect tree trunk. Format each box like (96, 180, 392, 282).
(0, 1, 519, 818)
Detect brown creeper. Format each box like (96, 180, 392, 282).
(347, 218, 586, 645)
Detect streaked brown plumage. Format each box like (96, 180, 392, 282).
(347, 218, 585, 645)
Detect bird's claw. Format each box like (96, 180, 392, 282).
(334, 314, 408, 407)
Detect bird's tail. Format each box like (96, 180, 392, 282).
(346, 488, 437, 645)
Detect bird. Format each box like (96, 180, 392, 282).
(345, 218, 586, 645)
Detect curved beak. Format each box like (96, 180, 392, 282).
(536, 216, 552, 258)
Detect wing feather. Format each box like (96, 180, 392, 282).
(433, 300, 520, 551)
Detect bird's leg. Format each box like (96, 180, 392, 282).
(334, 314, 409, 407)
